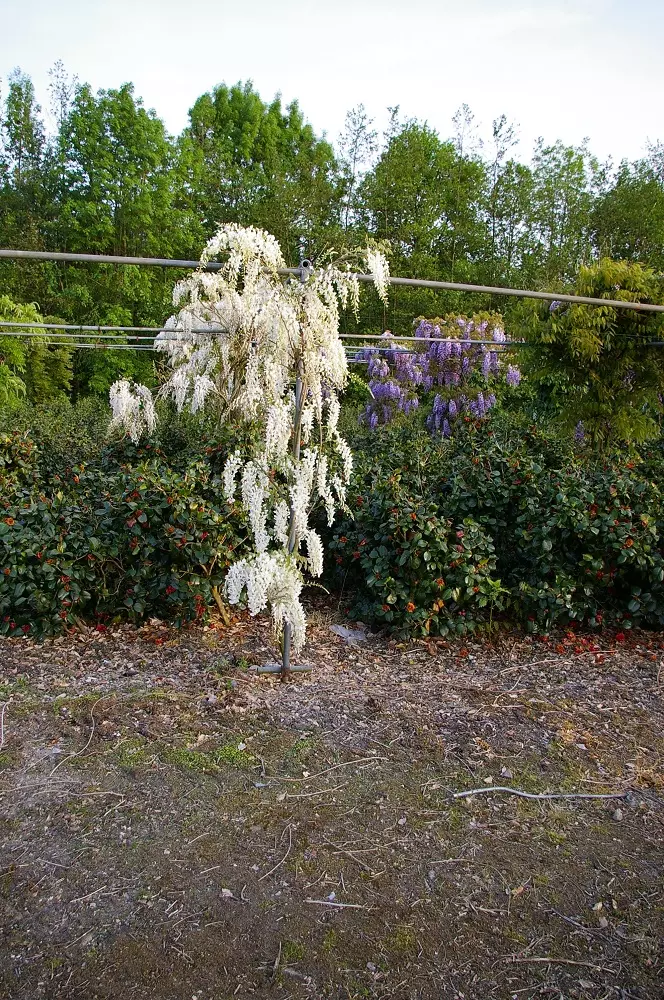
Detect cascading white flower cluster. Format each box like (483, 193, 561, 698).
(109, 381, 157, 443)
(366, 248, 390, 305)
(109, 223, 389, 655)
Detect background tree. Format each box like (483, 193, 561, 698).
(513, 259, 664, 450)
(593, 159, 664, 273)
(358, 120, 488, 328)
(527, 140, 602, 285)
(177, 82, 339, 263)
(0, 295, 73, 404)
(338, 104, 377, 232)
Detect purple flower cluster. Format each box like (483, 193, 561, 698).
(359, 316, 521, 437)
(427, 391, 497, 436)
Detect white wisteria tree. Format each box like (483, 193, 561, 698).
(109, 223, 389, 675)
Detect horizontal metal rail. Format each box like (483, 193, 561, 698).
(2, 247, 664, 313)
(0, 320, 518, 348)
(17, 342, 155, 351)
(0, 320, 171, 334)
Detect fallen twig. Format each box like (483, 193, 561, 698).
(270, 941, 282, 979)
(258, 824, 292, 882)
(304, 898, 370, 909)
(546, 907, 601, 936)
(452, 785, 628, 801)
(502, 956, 617, 973)
(429, 856, 477, 864)
(0, 700, 9, 752)
(49, 696, 106, 778)
(185, 831, 213, 847)
(322, 840, 376, 874)
(286, 782, 348, 799)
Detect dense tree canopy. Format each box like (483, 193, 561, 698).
(1, 63, 664, 396)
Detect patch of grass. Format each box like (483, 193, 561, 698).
(161, 742, 254, 773)
(284, 734, 321, 765)
(0, 747, 19, 770)
(344, 978, 372, 998)
(282, 939, 305, 963)
(385, 923, 417, 956)
(0, 676, 31, 699)
(542, 829, 567, 845)
(209, 657, 233, 676)
(322, 929, 339, 953)
(111, 739, 153, 770)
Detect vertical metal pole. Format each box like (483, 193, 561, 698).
(281, 367, 303, 680)
(281, 261, 311, 680)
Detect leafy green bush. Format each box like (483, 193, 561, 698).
(330, 484, 504, 636)
(0, 296, 74, 404)
(328, 415, 664, 634)
(511, 258, 664, 450)
(1, 398, 110, 479)
(0, 431, 39, 489)
(0, 453, 250, 636)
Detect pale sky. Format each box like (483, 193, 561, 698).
(2, 0, 662, 165)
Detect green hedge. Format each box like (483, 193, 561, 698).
(3, 405, 664, 640)
(0, 434, 249, 636)
(329, 416, 664, 635)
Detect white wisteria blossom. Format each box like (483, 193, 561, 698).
(366, 248, 390, 305)
(109, 381, 156, 443)
(108, 222, 389, 668)
(222, 451, 243, 501)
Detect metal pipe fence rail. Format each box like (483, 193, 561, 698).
(0, 321, 522, 349)
(2, 321, 662, 355)
(2, 247, 664, 314)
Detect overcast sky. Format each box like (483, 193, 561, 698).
(2, 0, 662, 165)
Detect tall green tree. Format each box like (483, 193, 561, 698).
(178, 81, 340, 262)
(338, 104, 377, 232)
(515, 259, 664, 450)
(528, 140, 602, 285)
(2, 68, 44, 184)
(0, 68, 53, 307)
(593, 160, 664, 273)
(358, 120, 488, 328)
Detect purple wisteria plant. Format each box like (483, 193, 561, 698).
(359, 315, 521, 436)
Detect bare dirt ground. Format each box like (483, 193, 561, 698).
(0, 601, 662, 1000)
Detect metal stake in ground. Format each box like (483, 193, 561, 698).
(281, 260, 313, 680)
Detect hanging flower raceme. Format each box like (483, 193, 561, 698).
(108, 223, 390, 656)
(359, 315, 521, 437)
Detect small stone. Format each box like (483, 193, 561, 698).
(500, 767, 513, 780)
(397, 816, 407, 826)
(330, 625, 367, 643)
(612, 808, 624, 821)
(598, 916, 609, 928)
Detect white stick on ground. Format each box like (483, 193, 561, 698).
(452, 785, 628, 801)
